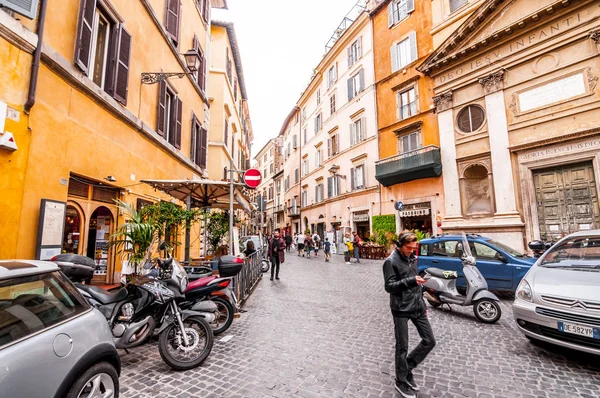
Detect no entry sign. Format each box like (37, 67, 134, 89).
(243, 168, 262, 189)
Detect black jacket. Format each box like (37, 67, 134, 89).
(382, 249, 425, 316)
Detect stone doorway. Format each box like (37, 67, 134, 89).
(533, 161, 600, 241)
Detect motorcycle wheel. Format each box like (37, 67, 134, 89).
(261, 259, 270, 273)
(158, 315, 214, 371)
(425, 295, 442, 309)
(211, 296, 234, 336)
(473, 299, 502, 323)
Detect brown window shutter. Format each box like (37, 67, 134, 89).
(165, 0, 180, 45)
(199, 54, 206, 91)
(68, 178, 90, 198)
(113, 27, 131, 105)
(157, 80, 166, 136)
(202, 0, 210, 22)
(92, 186, 118, 203)
(190, 114, 197, 164)
(175, 97, 182, 149)
(200, 127, 208, 168)
(75, 0, 97, 73)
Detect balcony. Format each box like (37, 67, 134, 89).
(288, 206, 300, 217)
(375, 145, 442, 187)
(275, 204, 285, 213)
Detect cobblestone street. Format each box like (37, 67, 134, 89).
(120, 252, 600, 398)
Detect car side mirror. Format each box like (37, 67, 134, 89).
(498, 254, 509, 263)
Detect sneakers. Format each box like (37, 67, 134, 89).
(270, 277, 273, 281)
(345, 262, 351, 265)
(275, 276, 280, 280)
(395, 382, 416, 398)
(406, 372, 419, 392)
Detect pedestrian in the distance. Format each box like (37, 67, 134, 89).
(285, 233, 293, 252)
(383, 232, 436, 398)
(296, 232, 305, 257)
(304, 233, 313, 258)
(312, 233, 320, 257)
(352, 231, 361, 263)
(268, 229, 286, 281)
(323, 238, 331, 262)
(343, 233, 352, 265)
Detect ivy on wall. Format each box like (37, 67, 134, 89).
(372, 215, 396, 234)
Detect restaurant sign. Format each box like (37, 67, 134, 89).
(398, 202, 431, 218)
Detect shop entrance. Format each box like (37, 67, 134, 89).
(399, 202, 433, 235)
(533, 161, 600, 241)
(62, 205, 83, 254)
(87, 206, 113, 279)
(352, 211, 370, 240)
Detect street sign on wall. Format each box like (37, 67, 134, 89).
(244, 168, 262, 189)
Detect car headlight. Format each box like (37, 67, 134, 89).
(516, 279, 533, 302)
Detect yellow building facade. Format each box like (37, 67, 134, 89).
(0, 0, 227, 283)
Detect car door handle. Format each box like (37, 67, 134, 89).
(516, 267, 522, 270)
(432, 260, 439, 264)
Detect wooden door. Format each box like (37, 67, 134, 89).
(534, 162, 599, 241)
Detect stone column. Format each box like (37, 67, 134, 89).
(434, 91, 462, 218)
(479, 70, 518, 215)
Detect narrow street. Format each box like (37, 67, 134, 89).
(120, 253, 600, 398)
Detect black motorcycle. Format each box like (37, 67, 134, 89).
(528, 240, 554, 258)
(61, 251, 214, 371)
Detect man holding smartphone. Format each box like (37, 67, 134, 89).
(382, 232, 436, 398)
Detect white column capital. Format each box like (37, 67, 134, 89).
(478, 70, 505, 95)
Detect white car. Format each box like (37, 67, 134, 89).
(513, 231, 600, 355)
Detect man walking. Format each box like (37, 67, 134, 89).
(296, 232, 305, 257)
(285, 232, 293, 252)
(268, 229, 286, 281)
(382, 232, 436, 397)
(323, 238, 331, 262)
(352, 231, 361, 263)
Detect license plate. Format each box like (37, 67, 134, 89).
(557, 321, 600, 339)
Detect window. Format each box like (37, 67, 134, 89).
(397, 87, 418, 120)
(301, 107, 307, 122)
(165, 0, 181, 46)
(351, 165, 365, 189)
(157, 81, 182, 148)
(315, 184, 324, 203)
(327, 176, 340, 197)
(270, 163, 274, 173)
(473, 243, 502, 261)
(192, 36, 207, 92)
(328, 134, 339, 157)
(223, 118, 229, 147)
(191, 114, 207, 168)
(196, 0, 211, 22)
(226, 49, 232, 83)
(330, 94, 336, 115)
(302, 158, 309, 176)
(457, 105, 485, 133)
(285, 176, 290, 191)
(263, 154, 267, 163)
(302, 190, 308, 207)
(294, 113, 299, 124)
(0, 271, 89, 348)
(450, 0, 468, 13)
(316, 89, 321, 105)
(314, 113, 322, 134)
(391, 32, 417, 73)
(430, 241, 461, 257)
(388, 0, 415, 27)
(295, 168, 299, 184)
(350, 118, 365, 146)
(75, 1, 131, 104)
(268, 185, 273, 200)
(303, 128, 308, 144)
(327, 64, 337, 89)
(293, 135, 298, 149)
(292, 196, 299, 211)
(347, 37, 362, 67)
(315, 149, 322, 168)
(264, 168, 267, 178)
(399, 131, 420, 154)
(347, 69, 365, 101)
(233, 77, 238, 101)
(287, 142, 291, 156)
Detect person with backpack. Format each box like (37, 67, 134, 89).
(352, 231, 361, 263)
(312, 233, 320, 257)
(323, 238, 331, 262)
(304, 232, 313, 258)
(344, 233, 353, 265)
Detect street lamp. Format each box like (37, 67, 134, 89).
(141, 49, 201, 84)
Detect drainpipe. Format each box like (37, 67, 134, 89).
(24, 0, 48, 113)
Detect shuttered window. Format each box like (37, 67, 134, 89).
(387, 0, 415, 27)
(192, 35, 207, 92)
(226, 50, 233, 83)
(74, 0, 131, 105)
(347, 69, 365, 101)
(351, 166, 365, 190)
(224, 119, 229, 147)
(450, 0, 468, 13)
(191, 114, 208, 169)
(391, 32, 417, 73)
(350, 117, 366, 146)
(68, 178, 90, 198)
(157, 81, 182, 149)
(165, 0, 180, 46)
(347, 37, 362, 67)
(92, 186, 118, 203)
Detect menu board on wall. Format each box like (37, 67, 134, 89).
(36, 199, 67, 260)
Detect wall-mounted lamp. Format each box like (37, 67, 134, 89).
(328, 164, 346, 179)
(105, 176, 117, 182)
(141, 49, 201, 84)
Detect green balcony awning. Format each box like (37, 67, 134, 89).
(375, 146, 442, 187)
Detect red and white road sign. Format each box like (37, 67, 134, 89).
(243, 168, 262, 189)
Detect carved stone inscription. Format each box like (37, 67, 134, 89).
(518, 73, 586, 112)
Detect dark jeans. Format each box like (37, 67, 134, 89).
(393, 312, 436, 383)
(270, 255, 281, 278)
(353, 246, 360, 262)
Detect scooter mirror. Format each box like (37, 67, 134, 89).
(158, 241, 167, 251)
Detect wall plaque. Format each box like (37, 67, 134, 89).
(518, 73, 586, 113)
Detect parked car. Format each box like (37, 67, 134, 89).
(240, 234, 266, 253)
(513, 230, 600, 355)
(0, 260, 120, 398)
(417, 234, 536, 292)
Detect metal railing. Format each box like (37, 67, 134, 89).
(234, 250, 263, 305)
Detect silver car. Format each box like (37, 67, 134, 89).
(513, 231, 600, 355)
(0, 260, 120, 397)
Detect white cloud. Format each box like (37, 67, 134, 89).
(213, 0, 360, 157)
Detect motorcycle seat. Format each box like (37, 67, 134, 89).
(186, 276, 217, 291)
(76, 284, 128, 304)
(425, 267, 458, 279)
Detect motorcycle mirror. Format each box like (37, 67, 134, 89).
(158, 241, 166, 251)
(143, 260, 153, 270)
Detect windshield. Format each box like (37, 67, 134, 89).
(540, 236, 600, 268)
(486, 239, 527, 257)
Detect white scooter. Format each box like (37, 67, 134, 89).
(422, 233, 502, 323)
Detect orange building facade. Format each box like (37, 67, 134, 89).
(370, 0, 445, 234)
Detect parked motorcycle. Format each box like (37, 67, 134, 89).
(422, 232, 502, 323)
(528, 240, 554, 258)
(59, 248, 214, 371)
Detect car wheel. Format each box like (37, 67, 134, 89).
(66, 361, 119, 398)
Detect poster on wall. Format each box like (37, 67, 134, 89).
(94, 240, 109, 275)
(35, 199, 67, 260)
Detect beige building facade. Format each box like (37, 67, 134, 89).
(419, 0, 600, 250)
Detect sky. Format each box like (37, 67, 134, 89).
(212, 0, 361, 157)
